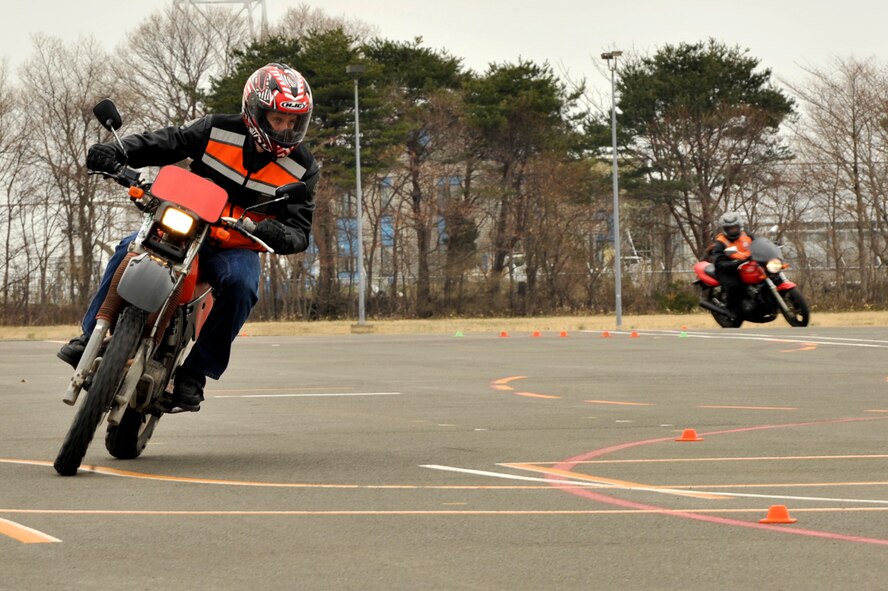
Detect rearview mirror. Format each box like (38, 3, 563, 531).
(275, 182, 308, 203)
(93, 99, 122, 131)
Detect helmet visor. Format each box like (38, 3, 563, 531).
(724, 225, 741, 239)
(258, 109, 310, 147)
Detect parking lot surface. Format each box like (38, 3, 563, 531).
(3, 327, 888, 590)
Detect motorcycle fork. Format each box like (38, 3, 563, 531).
(62, 318, 112, 406)
(764, 277, 792, 315)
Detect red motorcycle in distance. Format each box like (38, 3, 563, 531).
(53, 99, 306, 476)
(693, 236, 810, 328)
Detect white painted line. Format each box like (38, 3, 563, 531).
(434, 463, 888, 507)
(634, 330, 888, 348)
(421, 464, 609, 487)
(421, 465, 719, 499)
(213, 392, 401, 399)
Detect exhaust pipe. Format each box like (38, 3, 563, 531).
(699, 299, 736, 321)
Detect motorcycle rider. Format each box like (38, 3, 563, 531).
(57, 63, 320, 412)
(709, 211, 754, 318)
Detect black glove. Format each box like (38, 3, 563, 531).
(253, 219, 298, 254)
(86, 143, 124, 174)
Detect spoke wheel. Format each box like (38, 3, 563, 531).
(54, 307, 146, 476)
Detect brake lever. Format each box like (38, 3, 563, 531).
(219, 217, 274, 254)
(87, 165, 142, 189)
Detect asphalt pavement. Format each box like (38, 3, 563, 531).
(2, 327, 888, 590)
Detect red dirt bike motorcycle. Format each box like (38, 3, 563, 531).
(53, 99, 306, 476)
(693, 236, 810, 328)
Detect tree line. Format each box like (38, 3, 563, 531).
(0, 4, 884, 325)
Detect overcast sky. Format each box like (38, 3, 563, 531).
(2, 0, 885, 97)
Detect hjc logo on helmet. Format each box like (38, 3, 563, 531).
(280, 101, 307, 110)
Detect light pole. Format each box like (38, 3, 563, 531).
(601, 51, 623, 328)
(346, 64, 367, 325)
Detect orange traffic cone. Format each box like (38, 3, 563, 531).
(531, 330, 542, 337)
(602, 331, 611, 338)
(500, 331, 509, 338)
(630, 331, 640, 338)
(759, 505, 797, 524)
(675, 428, 703, 442)
(559, 330, 569, 337)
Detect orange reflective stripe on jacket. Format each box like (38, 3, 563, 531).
(201, 127, 306, 197)
(201, 127, 306, 250)
(716, 233, 752, 260)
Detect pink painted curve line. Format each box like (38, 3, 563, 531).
(549, 416, 888, 546)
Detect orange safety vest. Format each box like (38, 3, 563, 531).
(201, 127, 305, 249)
(716, 232, 752, 260)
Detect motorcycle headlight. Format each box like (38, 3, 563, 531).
(766, 259, 783, 274)
(160, 207, 195, 235)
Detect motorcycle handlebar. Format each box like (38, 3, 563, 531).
(91, 163, 273, 253)
(88, 165, 148, 190)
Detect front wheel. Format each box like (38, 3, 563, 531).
(54, 306, 146, 476)
(779, 287, 810, 327)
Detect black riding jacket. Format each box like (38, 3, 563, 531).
(111, 114, 320, 254)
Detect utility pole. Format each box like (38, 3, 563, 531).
(601, 50, 623, 328)
(347, 64, 369, 330)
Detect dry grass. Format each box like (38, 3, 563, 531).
(4, 311, 888, 341)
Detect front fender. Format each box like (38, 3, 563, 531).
(117, 254, 178, 312)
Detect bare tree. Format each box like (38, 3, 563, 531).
(272, 4, 378, 42)
(116, 4, 250, 128)
(0, 59, 32, 322)
(786, 57, 888, 298)
(21, 34, 119, 312)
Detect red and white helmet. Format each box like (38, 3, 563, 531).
(242, 63, 313, 157)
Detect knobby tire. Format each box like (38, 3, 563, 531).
(105, 407, 159, 460)
(54, 306, 146, 476)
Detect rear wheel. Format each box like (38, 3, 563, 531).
(105, 408, 160, 460)
(54, 306, 146, 476)
(780, 287, 810, 327)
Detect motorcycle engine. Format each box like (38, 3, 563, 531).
(742, 285, 777, 322)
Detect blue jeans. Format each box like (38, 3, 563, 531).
(83, 233, 261, 380)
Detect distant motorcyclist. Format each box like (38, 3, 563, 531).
(709, 211, 754, 318)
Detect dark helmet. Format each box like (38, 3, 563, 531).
(242, 63, 313, 157)
(718, 211, 744, 241)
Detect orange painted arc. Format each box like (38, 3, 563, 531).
(514, 392, 561, 399)
(585, 399, 653, 406)
(492, 376, 527, 386)
(0, 517, 60, 544)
